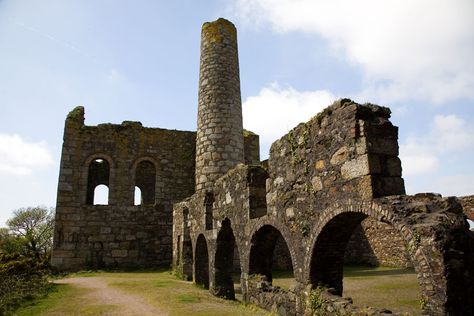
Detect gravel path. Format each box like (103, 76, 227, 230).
(55, 277, 167, 316)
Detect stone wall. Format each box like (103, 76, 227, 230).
(345, 218, 412, 268)
(344, 195, 473, 270)
(52, 107, 196, 270)
(174, 97, 474, 315)
(52, 17, 474, 316)
(247, 275, 296, 316)
(460, 195, 474, 221)
(243, 131, 260, 165)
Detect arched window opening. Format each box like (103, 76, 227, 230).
(135, 160, 156, 205)
(204, 192, 214, 230)
(93, 184, 109, 205)
(134, 186, 142, 206)
(195, 234, 209, 289)
(249, 225, 295, 290)
(86, 158, 110, 205)
(214, 219, 240, 300)
(310, 212, 421, 315)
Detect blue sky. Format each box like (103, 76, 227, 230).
(0, 0, 473, 226)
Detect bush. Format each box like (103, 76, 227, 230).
(0, 253, 52, 315)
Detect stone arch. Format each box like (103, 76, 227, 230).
(213, 218, 239, 299)
(84, 153, 115, 168)
(305, 200, 442, 313)
(194, 233, 209, 289)
(248, 221, 297, 283)
(85, 154, 114, 205)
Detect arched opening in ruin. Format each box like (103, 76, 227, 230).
(195, 234, 209, 289)
(134, 186, 142, 205)
(86, 158, 110, 205)
(135, 160, 156, 205)
(344, 217, 413, 267)
(310, 212, 421, 314)
(214, 218, 240, 300)
(93, 184, 109, 205)
(249, 225, 295, 289)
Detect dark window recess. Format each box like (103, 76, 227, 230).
(135, 160, 156, 205)
(205, 192, 214, 230)
(86, 158, 110, 205)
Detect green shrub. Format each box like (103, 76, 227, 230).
(0, 253, 52, 315)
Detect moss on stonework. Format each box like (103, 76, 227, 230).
(121, 121, 143, 128)
(243, 129, 256, 137)
(67, 106, 84, 120)
(202, 18, 236, 43)
(314, 106, 334, 125)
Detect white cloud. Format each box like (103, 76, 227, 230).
(399, 151, 439, 177)
(233, 0, 474, 103)
(242, 83, 336, 157)
(432, 115, 472, 151)
(0, 134, 54, 176)
(400, 114, 473, 176)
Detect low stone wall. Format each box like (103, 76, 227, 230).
(304, 287, 406, 316)
(247, 275, 297, 316)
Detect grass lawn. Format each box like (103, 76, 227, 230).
(13, 266, 421, 315)
(12, 270, 273, 316)
(268, 266, 421, 315)
(13, 283, 118, 316)
(343, 265, 421, 315)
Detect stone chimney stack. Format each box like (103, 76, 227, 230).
(195, 18, 244, 192)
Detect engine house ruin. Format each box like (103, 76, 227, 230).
(52, 18, 474, 315)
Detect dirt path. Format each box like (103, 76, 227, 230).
(55, 277, 167, 316)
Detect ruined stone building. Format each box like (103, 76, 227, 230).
(52, 18, 474, 315)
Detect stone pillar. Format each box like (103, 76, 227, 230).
(195, 18, 244, 192)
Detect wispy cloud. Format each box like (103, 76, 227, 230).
(232, 0, 474, 104)
(7, 17, 96, 62)
(0, 134, 54, 176)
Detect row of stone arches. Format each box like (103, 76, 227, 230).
(191, 219, 296, 301)
(85, 155, 158, 206)
(185, 197, 472, 314)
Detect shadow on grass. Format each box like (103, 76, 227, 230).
(344, 266, 416, 277)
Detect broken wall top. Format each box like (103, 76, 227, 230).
(267, 99, 405, 220)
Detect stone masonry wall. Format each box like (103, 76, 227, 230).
(174, 98, 474, 315)
(345, 218, 412, 268)
(460, 195, 474, 221)
(266, 99, 405, 230)
(52, 107, 196, 270)
(345, 194, 474, 269)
